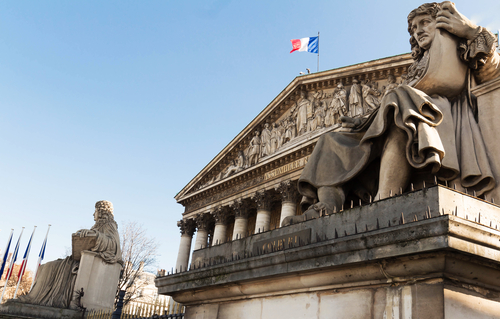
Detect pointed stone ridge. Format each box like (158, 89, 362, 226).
(174, 54, 413, 217)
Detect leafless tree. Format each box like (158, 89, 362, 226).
(116, 221, 159, 306)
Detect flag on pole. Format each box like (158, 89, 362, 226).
(0, 229, 14, 279)
(14, 226, 36, 299)
(17, 227, 36, 281)
(290, 36, 318, 54)
(5, 228, 24, 281)
(31, 225, 50, 291)
(0, 227, 24, 304)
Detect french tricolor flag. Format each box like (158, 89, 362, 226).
(290, 36, 318, 54)
(17, 227, 36, 281)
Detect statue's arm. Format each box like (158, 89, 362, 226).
(437, 1, 500, 84)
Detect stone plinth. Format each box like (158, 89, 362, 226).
(472, 76, 500, 202)
(0, 300, 82, 319)
(156, 186, 500, 319)
(73, 250, 121, 311)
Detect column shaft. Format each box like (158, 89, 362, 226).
(194, 229, 208, 250)
(212, 224, 227, 245)
(255, 209, 271, 233)
(232, 217, 248, 240)
(175, 234, 192, 272)
(280, 201, 297, 226)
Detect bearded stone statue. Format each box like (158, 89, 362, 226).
(285, 1, 500, 225)
(18, 200, 122, 309)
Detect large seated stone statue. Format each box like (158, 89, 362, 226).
(285, 1, 500, 224)
(18, 200, 122, 310)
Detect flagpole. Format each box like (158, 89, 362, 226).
(317, 31, 320, 72)
(0, 227, 24, 304)
(30, 224, 50, 291)
(14, 226, 36, 299)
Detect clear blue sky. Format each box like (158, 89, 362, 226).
(1, 0, 499, 275)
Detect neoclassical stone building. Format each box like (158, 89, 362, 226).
(156, 8, 500, 315)
(172, 53, 412, 272)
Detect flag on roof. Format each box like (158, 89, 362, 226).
(290, 36, 318, 54)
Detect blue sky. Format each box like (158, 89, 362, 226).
(1, 0, 499, 276)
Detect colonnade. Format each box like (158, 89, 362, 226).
(175, 180, 299, 272)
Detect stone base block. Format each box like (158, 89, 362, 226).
(0, 300, 82, 319)
(73, 250, 121, 311)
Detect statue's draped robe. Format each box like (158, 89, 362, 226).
(299, 28, 500, 201)
(18, 219, 121, 308)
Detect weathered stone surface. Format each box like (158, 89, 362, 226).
(157, 188, 500, 318)
(73, 251, 122, 311)
(0, 300, 82, 319)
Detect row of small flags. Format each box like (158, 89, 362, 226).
(0, 225, 51, 303)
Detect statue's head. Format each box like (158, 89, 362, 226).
(407, 2, 440, 59)
(337, 82, 344, 89)
(94, 200, 114, 221)
(388, 74, 396, 84)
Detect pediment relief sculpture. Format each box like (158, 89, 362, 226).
(195, 73, 406, 191)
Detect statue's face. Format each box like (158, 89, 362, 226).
(410, 14, 436, 50)
(93, 209, 99, 221)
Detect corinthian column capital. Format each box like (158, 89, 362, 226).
(212, 206, 230, 225)
(177, 219, 196, 237)
(195, 213, 212, 231)
(275, 180, 298, 203)
(230, 198, 249, 218)
(252, 189, 272, 211)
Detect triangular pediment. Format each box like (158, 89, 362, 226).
(176, 53, 413, 215)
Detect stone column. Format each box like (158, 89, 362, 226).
(276, 180, 298, 227)
(175, 219, 196, 272)
(230, 198, 249, 240)
(252, 190, 272, 233)
(194, 213, 211, 250)
(212, 206, 229, 245)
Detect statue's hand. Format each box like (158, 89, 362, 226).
(437, 1, 480, 40)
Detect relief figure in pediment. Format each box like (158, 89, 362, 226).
(330, 83, 348, 123)
(295, 90, 311, 135)
(247, 131, 261, 166)
(362, 80, 381, 113)
(223, 151, 245, 178)
(312, 100, 326, 130)
(324, 100, 335, 127)
(260, 123, 272, 157)
(349, 79, 363, 116)
(277, 121, 286, 149)
(283, 116, 296, 144)
(284, 2, 499, 225)
(383, 74, 399, 97)
(270, 123, 281, 154)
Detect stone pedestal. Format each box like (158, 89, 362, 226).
(73, 251, 121, 311)
(0, 300, 82, 319)
(472, 76, 500, 202)
(157, 186, 500, 319)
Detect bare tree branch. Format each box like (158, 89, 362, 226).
(116, 221, 159, 306)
